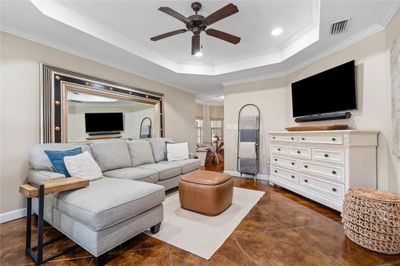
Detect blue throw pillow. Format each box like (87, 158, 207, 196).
(44, 148, 82, 177)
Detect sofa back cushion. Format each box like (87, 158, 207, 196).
(29, 143, 91, 172)
(127, 140, 155, 166)
(90, 141, 131, 172)
(149, 138, 173, 162)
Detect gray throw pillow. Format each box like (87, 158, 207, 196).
(149, 138, 173, 162)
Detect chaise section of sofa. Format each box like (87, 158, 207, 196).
(27, 138, 200, 259)
(27, 142, 165, 260)
(51, 178, 165, 256)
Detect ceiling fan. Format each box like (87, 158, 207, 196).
(150, 2, 240, 56)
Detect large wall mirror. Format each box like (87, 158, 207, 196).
(41, 64, 164, 143)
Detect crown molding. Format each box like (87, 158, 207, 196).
(0, 27, 197, 96)
(222, 22, 386, 88)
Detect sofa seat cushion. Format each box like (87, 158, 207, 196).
(159, 159, 201, 174)
(137, 163, 181, 180)
(90, 141, 131, 172)
(53, 178, 165, 231)
(103, 167, 159, 183)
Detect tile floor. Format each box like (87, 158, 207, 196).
(1, 178, 399, 266)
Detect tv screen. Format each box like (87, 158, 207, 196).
(85, 112, 123, 133)
(291, 61, 356, 117)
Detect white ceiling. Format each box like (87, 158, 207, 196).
(1, 0, 399, 103)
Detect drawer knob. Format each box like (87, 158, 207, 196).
(332, 138, 336, 141)
(297, 151, 301, 154)
(304, 179, 308, 183)
(274, 159, 277, 162)
(301, 137, 305, 140)
(274, 170, 278, 173)
(291, 175, 295, 179)
(278, 148, 281, 151)
(332, 188, 337, 192)
(324, 154, 329, 158)
(291, 137, 294, 140)
(332, 170, 337, 175)
(273, 137, 276, 139)
(291, 162, 295, 166)
(304, 165, 309, 168)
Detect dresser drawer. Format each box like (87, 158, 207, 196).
(312, 148, 345, 164)
(271, 156, 298, 170)
(300, 161, 344, 182)
(271, 166, 298, 184)
(300, 174, 345, 201)
(299, 135, 343, 145)
(289, 147, 311, 159)
(271, 135, 297, 143)
(271, 145, 289, 155)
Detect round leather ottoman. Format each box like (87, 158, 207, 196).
(179, 170, 233, 216)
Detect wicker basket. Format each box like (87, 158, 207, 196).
(342, 188, 400, 255)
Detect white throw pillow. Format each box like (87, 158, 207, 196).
(167, 142, 189, 161)
(64, 151, 102, 180)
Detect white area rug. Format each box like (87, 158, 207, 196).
(146, 187, 264, 260)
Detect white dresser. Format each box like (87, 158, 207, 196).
(268, 130, 378, 211)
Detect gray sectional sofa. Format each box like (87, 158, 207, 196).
(27, 138, 200, 260)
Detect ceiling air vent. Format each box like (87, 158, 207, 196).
(330, 19, 349, 35)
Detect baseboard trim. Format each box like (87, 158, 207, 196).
(0, 208, 27, 223)
(224, 170, 269, 181)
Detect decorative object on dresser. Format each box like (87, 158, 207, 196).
(285, 124, 349, 131)
(268, 130, 379, 211)
(342, 188, 400, 255)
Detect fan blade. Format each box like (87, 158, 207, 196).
(192, 34, 200, 55)
(159, 7, 191, 24)
(203, 3, 238, 26)
(150, 29, 187, 41)
(206, 29, 241, 44)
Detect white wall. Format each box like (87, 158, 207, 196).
(0, 32, 196, 214)
(224, 78, 287, 175)
(224, 10, 400, 193)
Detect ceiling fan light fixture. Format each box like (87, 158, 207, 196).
(151, 2, 241, 55)
(271, 27, 283, 36)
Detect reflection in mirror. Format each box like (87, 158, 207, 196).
(140, 117, 152, 139)
(67, 91, 155, 142)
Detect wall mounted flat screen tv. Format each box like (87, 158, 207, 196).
(85, 112, 123, 133)
(291, 60, 356, 117)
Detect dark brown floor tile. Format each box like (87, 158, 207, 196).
(170, 237, 254, 266)
(292, 223, 400, 266)
(296, 199, 342, 222)
(235, 206, 282, 233)
(44, 257, 95, 265)
(207, 237, 254, 266)
(261, 195, 339, 229)
(2, 180, 399, 266)
(109, 233, 168, 254)
(169, 245, 208, 265)
(270, 186, 310, 203)
(233, 228, 335, 266)
(105, 245, 170, 266)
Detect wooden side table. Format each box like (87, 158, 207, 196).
(19, 177, 89, 265)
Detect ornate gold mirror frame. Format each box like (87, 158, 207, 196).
(40, 64, 164, 143)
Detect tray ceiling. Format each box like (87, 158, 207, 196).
(1, 0, 398, 103)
